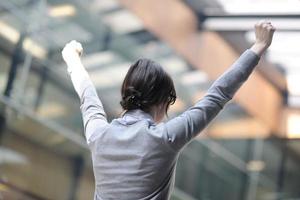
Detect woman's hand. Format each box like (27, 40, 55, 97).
(62, 40, 83, 65)
(250, 21, 276, 57)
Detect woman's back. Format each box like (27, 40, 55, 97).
(91, 110, 177, 200)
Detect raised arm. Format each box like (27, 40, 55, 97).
(165, 21, 275, 151)
(62, 40, 108, 145)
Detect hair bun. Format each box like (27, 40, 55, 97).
(121, 87, 144, 109)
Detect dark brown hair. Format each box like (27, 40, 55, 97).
(120, 58, 176, 114)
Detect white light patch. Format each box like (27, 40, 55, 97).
(262, 32, 300, 55)
(287, 113, 300, 138)
(90, 63, 131, 88)
(103, 10, 144, 34)
(287, 71, 300, 96)
(159, 56, 188, 74)
(0, 74, 7, 91)
(205, 18, 300, 31)
(204, 18, 259, 31)
(0, 20, 47, 59)
(246, 31, 300, 69)
(23, 38, 47, 59)
(0, 147, 28, 165)
(246, 160, 265, 172)
(267, 53, 300, 69)
(181, 70, 208, 86)
(90, 0, 120, 12)
(37, 102, 67, 118)
(0, 20, 20, 43)
(288, 96, 300, 108)
(82, 51, 119, 70)
(245, 31, 255, 43)
(48, 4, 76, 18)
(216, 0, 300, 14)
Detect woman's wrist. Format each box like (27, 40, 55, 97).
(250, 42, 269, 57)
(66, 56, 83, 73)
(66, 55, 81, 66)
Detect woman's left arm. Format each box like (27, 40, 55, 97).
(164, 21, 275, 151)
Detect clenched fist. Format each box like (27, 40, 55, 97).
(251, 21, 275, 56)
(255, 21, 275, 49)
(62, 40, 83, 65)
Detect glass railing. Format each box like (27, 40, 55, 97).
(174, 138, 300, 200)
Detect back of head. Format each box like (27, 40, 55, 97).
(120, 58, 176, 114)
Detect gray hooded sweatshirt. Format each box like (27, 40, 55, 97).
(68, 49, 260, 200)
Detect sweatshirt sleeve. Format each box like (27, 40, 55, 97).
(67, 61, 108, 145)
(164, 49, 260, 151)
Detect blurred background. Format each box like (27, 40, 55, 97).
(0, 0, 300, 199)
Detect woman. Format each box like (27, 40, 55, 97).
(62, 21, 275, 200)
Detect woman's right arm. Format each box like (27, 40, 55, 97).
(164, 21, 275, 151)
(62, 41, 108, 145)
